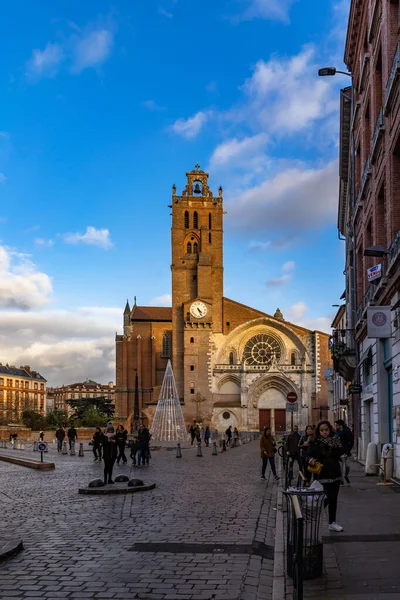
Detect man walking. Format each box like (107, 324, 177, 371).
(55, 426, 65, 452)
(138, 424, 151, 466)
(67, 425, 78, 450)
(335, 419, 354, 483)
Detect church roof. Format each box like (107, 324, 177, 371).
(131, 306, 172, 322)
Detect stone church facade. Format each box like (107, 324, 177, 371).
(115, 166, 332, 432)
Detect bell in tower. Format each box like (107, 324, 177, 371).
(193, 182, 202, 195)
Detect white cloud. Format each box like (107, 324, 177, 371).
(26, 42, 64, 79)
(64, 226, 112, 249)
(159, 6, 173, 18)
(285, 301, 332, 333)
(170, 111, 210, 139)
(227, 160, 338, 233)
(35, 238, 54, 247)
(267, 260, 295, 286)
(70, 29, 113, 73)
(0, 173, 6, 184)
(282, 261, 295, 272)
(0, 245, 53, 309)
(26, 22, 114, 81)
(209, 133, 268, 169)
(142, 99, 166, 111)
(0, 306, 121, 385)
(239, 0, 296, 23)
(149, 293, 172, 306)
(241, 47, 336, 135)
(249, 241, 271, 252)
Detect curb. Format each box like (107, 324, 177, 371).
(0, 539, 23, 563)
(0, 453, 55, 470)
(78, 482, 156, 495)
(272, 485, 285, 600)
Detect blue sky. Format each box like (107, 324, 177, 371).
(0, 0, 350, 385)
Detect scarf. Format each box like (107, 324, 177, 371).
(319, 435, 341, 449)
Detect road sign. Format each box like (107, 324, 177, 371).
(286, 402, 298, 413)
(287, 391, 298, 403)
(38, 443, 46, 451)
(348, 384, 362, 394)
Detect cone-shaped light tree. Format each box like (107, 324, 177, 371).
(151, 360, 188, 441)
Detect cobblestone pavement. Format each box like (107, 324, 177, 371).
(0, 441, 279, 600)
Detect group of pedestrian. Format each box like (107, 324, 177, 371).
(189, 421, 213, 447)
(260, 419, 354, 533)
(129, 424, 151, 467)
(55, 425, 78, 451)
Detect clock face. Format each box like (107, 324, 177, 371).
(190, 301, 208, 318)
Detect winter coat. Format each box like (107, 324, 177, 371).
(67, 427, 77, 440)
(285, 432, 301, 456)
(55, 428, 65, 441)
(306, 436, 343, 482)
(260, 434, 276, 458)
(335, 426, 354, 455)
(115, 428, 127, 447)
(299, 434, 312, 457)
(101, 433, 118, 461)
(93, 431, 102, 447)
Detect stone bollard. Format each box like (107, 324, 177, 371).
(212, 441, 218, 456)
(33, 441, 38, 451)
(62, 441, 68, 455)
(70, 443, 76, 456)
(365, 442, 378, 476)
(176, 443, 182, 458)
(196, 441, 203, 457)
(20, 443, 25, 450)
(222, 440, 226, 452)
(78, 443, 84, 457)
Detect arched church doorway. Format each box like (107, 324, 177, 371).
(257, 387, 288, 433)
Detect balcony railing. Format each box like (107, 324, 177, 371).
(213, 363, 304, 373)
(368, 0, 381, 44)
(370, 108, 385, 163)
(354, 155, 371, 217)
(388, 230, 400, 268)
(359, 53, 370, 92)
(385, 42, 400, 114)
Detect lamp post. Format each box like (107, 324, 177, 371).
(319, 65, 361, 447)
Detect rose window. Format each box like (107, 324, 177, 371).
(243, 334, 281, 367)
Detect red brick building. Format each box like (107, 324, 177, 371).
(337, 1, 400, 467)
(115, 166, 332, 432)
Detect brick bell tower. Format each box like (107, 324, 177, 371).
(171, 165, 223, 415)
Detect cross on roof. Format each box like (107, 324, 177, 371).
(195, 163, 200, 171)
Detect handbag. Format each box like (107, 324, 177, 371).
(307, 460, 323, 475)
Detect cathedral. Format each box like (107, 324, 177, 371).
(115, 166, 332, 432)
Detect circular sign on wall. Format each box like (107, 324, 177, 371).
(287, 392, 298, 404)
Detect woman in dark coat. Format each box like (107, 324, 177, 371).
(115, 424, 128, 465)
(92, 426, 102, 461)
(307, 420, 344, 532)
(101, 423, 118, 484)
(259, 427, 280, 481)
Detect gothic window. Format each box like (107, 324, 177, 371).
(208, 213, 212, 229)
(209, 232, 212, 244)
(291, 352, 296, 366)
(193, 211, 198, 229)
(193, 242, 199, 254)
(229, 352, 234, 365)
(184, 211, 189, 228)
(190, 337, 194, 343)
(162, 331, 172, 358)
(187, 242, 192, 254)
(242, 334, 281, 368)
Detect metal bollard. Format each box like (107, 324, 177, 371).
(176, 443, 182, 458)
(196, 441, 203, 457)
(78, 443, 84, 457)
(62, 441, 68, 454)
(70, 442, 76, 456)
(222, 440, 226, 452)
(33, 441, 38, 451)
(212, 441, 218, 456)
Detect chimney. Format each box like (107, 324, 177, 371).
(24, 365, 31, 374)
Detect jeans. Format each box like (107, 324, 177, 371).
(93, 444, 102, 460)
(323, 480, 341, 524)
(262, 456, 277, 477)
(57, 439, 63, 451)
(68, 438, 76, 450)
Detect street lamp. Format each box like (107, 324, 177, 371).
(363, 246, 389, 257)
(318, 67, 352, 77)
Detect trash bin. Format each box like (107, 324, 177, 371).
(284, 488, 326, 580)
